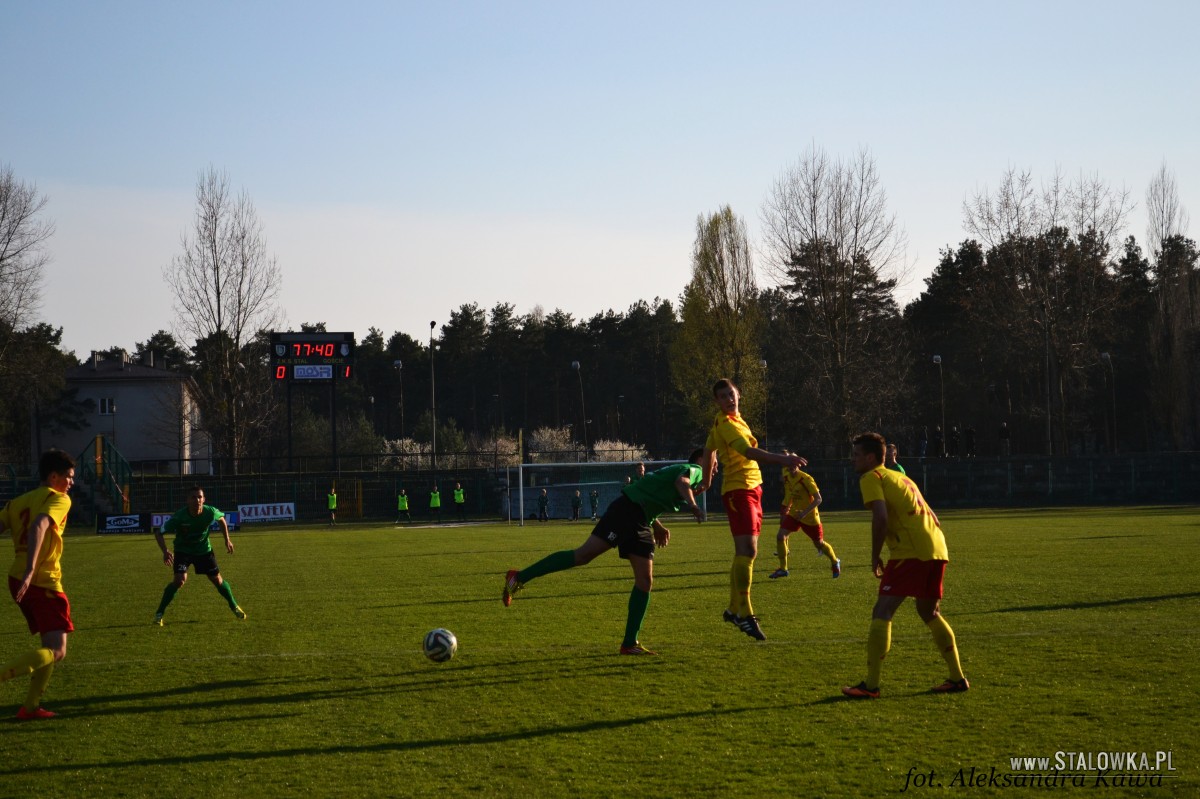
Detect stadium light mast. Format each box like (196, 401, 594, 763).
(933, 355, 945, 447)
(393, 360, 405, 439)
(430, 321, 437, 471)
(760, 359, 768, 448)
(572, 360, 588, 459)
(1101, 352, 1117, 454)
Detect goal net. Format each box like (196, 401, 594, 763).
(503, 460, 707, 525)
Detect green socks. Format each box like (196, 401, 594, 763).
(517, 550, 577, 584)
(156, 582, 180, 615)
(622, 587, 651, 648)
(216, 580, 239, 610)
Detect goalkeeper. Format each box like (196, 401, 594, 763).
(503, 450, 706, 655)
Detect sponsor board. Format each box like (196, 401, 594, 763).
(237, 503, 295, 522)
(150, 511, 241, 532)
(97, 513, 153, 534)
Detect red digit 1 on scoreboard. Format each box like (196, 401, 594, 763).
(343, 365, 352, 378)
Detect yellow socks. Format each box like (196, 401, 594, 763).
(866, 619, 891, 690)
(0, 648, 54, 684)
(819, 540, 837, 563)
(730, 555, 755, 616)
(25, 661, 55, 710)
(776, 535, 789, 570)
(926, 615, 965, 681)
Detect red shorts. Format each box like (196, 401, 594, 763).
(8, 577, 74, 635)
(878, 559, 946, 600)
(722, 487, 763, 537)
(780, 515, 824, 544)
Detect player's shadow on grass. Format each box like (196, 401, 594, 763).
(43, 655, 641, 721)
(0, 703, 775, 775)
(989, 591, 1200, 614)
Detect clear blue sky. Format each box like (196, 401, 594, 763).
(4, 1, 1197, 358)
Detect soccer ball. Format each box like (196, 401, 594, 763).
(423, 628, 458, 663)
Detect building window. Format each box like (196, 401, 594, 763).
(99, 397, 116, 415)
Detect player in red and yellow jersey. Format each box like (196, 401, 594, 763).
(0, 449, 76, 720)
(700, 378, 805, 641)
(841, 433, 968, 699)
(770, 461, 840, 579)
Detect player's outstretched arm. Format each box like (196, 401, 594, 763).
(220, 517, 233, 554)
(745, 447, 807, 469)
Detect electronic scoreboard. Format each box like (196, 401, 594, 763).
(270, 332, 355, 381)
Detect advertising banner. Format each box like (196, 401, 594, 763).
(96, 514, 153, 534)
(237, 503, 295, 523)
(150, 511, 241, 532)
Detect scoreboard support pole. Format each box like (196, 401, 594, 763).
(287, 380, 294, 472)
(331, 379, 339, 473)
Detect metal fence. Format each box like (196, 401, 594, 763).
(4, 452, 1197, 530)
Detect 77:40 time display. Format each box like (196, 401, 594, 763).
(269, 332, 356, 381)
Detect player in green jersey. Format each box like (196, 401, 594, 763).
(153, 486, 245, 625)
(453, 482, 466, 521)
(395, 489, 411, 524)
(503, 450, 706, 655)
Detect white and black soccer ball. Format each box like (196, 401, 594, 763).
(423, 628, 458, 663)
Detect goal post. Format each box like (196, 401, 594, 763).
(511, 460, 708, 526)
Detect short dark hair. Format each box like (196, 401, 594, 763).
(189, 484, 205, 495)
(39, 449, 76, 482)
(687, 448, 705, 465)
(712, 377, 739, 397)
(852, 432, 886, 462)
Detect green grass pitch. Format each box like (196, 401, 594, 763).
(1, 507, 1196, 797)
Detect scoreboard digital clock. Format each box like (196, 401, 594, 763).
(270, 332, 356, 380)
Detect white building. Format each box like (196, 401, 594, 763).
(42, 351, 209, 475)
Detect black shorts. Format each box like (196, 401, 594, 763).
(590, 494, 654, 560)
(174, 551, 220, 576)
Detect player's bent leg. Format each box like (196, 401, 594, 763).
(41, 630, 67, 662)
(919, 601, 965, 685)
(771, 530, 789, 577)
(573, 535, 613, 567)
(622, 557, 653, 650)
(1, 648, 54, 684)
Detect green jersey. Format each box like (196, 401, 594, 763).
(622, 463, 702, 524)
(328, 493, 337, 510)
(454, 488, 465, 504)
(430, 491, 441, 508)
(397, 495, 409, 510)
(163, 505, 224, 556)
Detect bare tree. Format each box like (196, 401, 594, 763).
(962, 167, 1133, 453)
(1146, 162, 1190, 259)
(759, 147, 908, 444)
(163, 167, 282, 469)
(761, 146, 907, 286)
(963, 166, 1132, 251)
(672, 206, 765, 432)
(0, 165, 54, 346)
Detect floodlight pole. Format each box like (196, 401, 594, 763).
(933, 355, 945, 448)
(430, 321, 437, 471)
(394, 360, 404, 439)
(572, 360, 588, 458)
(1101, 352, 1117, 454)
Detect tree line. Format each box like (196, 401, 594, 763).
(1, 154, 1196, 468)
